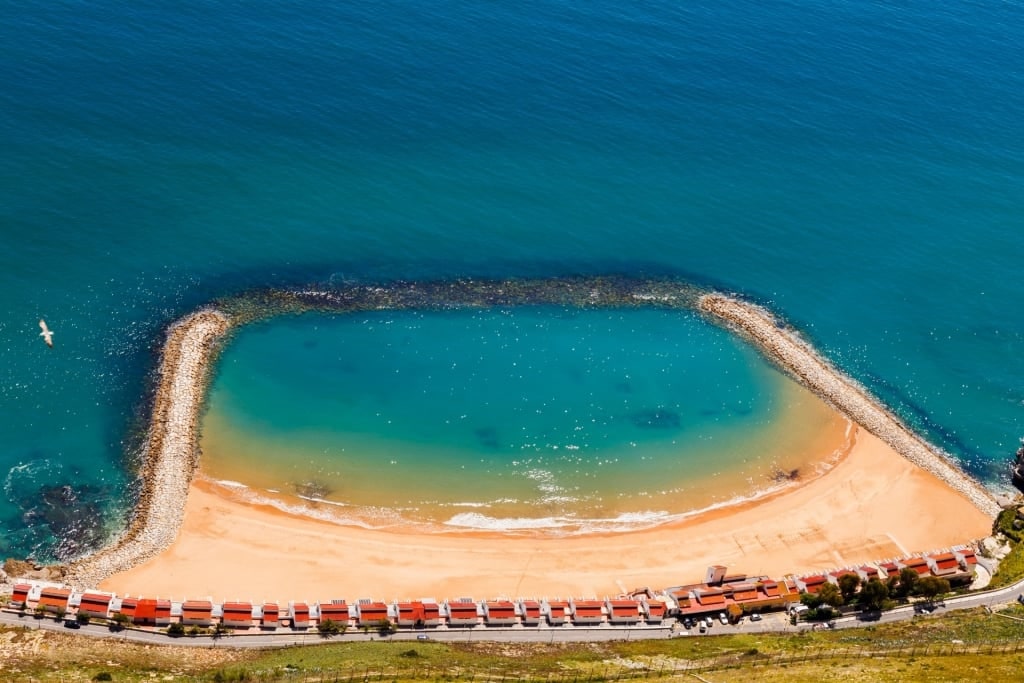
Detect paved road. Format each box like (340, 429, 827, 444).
(4, 576, 1024, 648)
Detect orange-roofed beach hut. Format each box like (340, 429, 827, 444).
(571, 599, 604, 625)
(181, 600, 213, 626)
(10, 583, 31, 609)
(446, 600, 479, 626)
(546, 599, 570, 625)
(222, 602, 254, 628)
(319, 601, 350, 624)
(606, 599, 641, 624)
(518, 599, 542, 626)
(644, 599, 666, 623)
(116, 597, 138, 621)
(289, 602, 311, 629)
(261, 603, 280, 629)
(37, 587, 71, 614)
(356, 601, 389, 626)
(954, 548, 978, 570)
(77, 592, 112, 619)
(897, 557, 931, 577)
(694, 587, 726, 606)
(483, 600, 517, 626)
(856, 565, 880, 583)
(927, 553, 960, 576)
(134, 598, 171, 626)
(795, 575, 827, 594)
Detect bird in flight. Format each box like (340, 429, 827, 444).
(39, 319, 54, 348)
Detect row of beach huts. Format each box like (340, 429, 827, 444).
(4, 546, 979, 632)
(6, 587, 666, 629)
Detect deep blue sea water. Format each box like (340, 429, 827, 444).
(1, 0, 1022, 558)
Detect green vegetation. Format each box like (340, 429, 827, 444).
(990, 508, 1024, 589)
(4, 606, 1024, 682)
(76, 611, 91, 625)
(316, 618, 345, 637)
(167, 622, 186, 637)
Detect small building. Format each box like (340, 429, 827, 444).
(483, 600, 517, 626)
(289, 602, 311, 629)
(37, 587, 71, 615)
(181, 600, 213, 626)
(896, 557, 931, 577)
(260, 603, 280, 629)
(134, 599, 172, 626)
(116, 597, 138, 622)
(605, 599, 641, 625)
(693, 587, 727, 607)
(926, 553, 960, 577)
(795, 575, 828, 595)
(518, 599, 542, 626)
(856, 565, 881, 583)
(570, 599, 604, 625)
(77, 592, 113, 619)
(318, 600, 351, 625)
(729, 583, 759, 603)
(356, 600, 390, 626)
(10, 583, 32, 609)
(827, 570, 859, 586)
(395, 600, 440, 628)
(446, 600, 480, 627)
(644, 599, 666, 623)
(954, 548, 978, 571)
(221, 602, 254, 628)
(546, 599, 570, 625)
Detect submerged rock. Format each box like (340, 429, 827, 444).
(631, 409, 681, 429)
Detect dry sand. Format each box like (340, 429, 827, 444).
(99, 426, 992, 604)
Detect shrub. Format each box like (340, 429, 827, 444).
(167, 623, 185, 637)
(92, 673, 113, 682)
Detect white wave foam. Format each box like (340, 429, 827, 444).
(214, 479, 248, 489)
(444, 512, 573, 530)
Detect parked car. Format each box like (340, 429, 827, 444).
(698, 622, 707, 633)
(718, 612, 729, 625)
(750, 612, 762, 621)
(63, 620, 81, 629)
(705, 616, 714, 628)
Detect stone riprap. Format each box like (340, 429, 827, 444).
(698, 292, 1000, 519)
(66, 309, 232, 589)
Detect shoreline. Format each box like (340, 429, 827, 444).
(99, 425, 992, 601)
(53, 278, 999, 594)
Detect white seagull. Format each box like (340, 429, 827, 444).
(39, 319, 54, 348)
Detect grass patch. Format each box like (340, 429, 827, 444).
(4, 607, 1024, 682)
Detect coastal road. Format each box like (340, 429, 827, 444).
(5, 577, 1024, 648)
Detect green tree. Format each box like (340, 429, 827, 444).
(376, 618, 396, 636)
(317, 618, 342, 637)
(859, 578, 889, 611)
(54, 606, 66, 621)
(166, 622, 185, 637)
(895, 568, 918, 599)
(109, 612, 129, 631)
(916, 576, 951, 601)
(76, 611, 91, 625)
(800, 592, 822, 609)
(817, 582, 844, 609)
(838, 574, 861, 603)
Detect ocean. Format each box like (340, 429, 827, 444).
(1, 0, 1022, 559)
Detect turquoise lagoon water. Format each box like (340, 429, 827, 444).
(198, 307, 843, 532)
(1, 0, 1023, 557)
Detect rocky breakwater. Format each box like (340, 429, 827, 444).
(698, 292, 1001, 519)
(66, 309, 232, 589)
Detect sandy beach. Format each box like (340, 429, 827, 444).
(99, 426, 992, 603)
